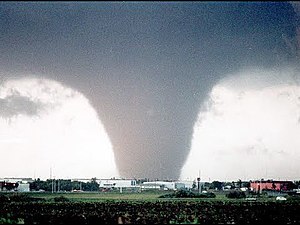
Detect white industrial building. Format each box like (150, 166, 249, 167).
(178, 180, 194, 189)
(98, 179, 137, 188)
(17, 183, 30, 192)
(141, 180, 194, 190)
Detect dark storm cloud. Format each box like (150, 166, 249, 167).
(0, 2, 298, 179)
(0, 93, 44, 118)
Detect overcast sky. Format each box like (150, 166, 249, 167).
(181, 67, 300, 181)
(0, 2, 299, 180)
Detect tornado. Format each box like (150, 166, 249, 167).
(0, 2, 298, 180)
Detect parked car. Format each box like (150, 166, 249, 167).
(276, 196, 287, 201)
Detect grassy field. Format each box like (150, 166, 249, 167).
(26, 190, 165, 202)
(24, 190, 296, 202)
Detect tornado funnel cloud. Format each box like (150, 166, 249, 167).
(88, 79, 215, 180)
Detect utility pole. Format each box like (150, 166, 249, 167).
(50, 167, 54, 194)
(197, 170, 201, 194)
(54, 176, 56, 193)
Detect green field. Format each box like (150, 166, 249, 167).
(24, 190, 297, 202)
(26, 191, 165, 202)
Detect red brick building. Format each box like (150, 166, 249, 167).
(250, 180, 295, 192)
(0, 181, 19, 191)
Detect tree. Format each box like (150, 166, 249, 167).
(211, 181, 222, 190)
(58, 180, 72, 192)
(237, 179, 242, 189)
(82, 178, 99, 192)
(30, 179, 52, 192)
(226, 190, 246, 199)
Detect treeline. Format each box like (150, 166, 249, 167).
(29, 178, 99, 192)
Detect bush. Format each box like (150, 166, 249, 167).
(159, 190, 195, 198)
(226, 191, 246, 199)
(158, 193, 174, 198)
(159, 190, 216, 198)
(175, 190, 196, 198)
(198, 192, 216, 198)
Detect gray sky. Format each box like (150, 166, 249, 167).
(181, 67, 300, 181)
(0, 2, 299, 180)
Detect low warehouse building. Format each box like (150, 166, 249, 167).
(17, 183, 30, 192)
(98, 179, 137, 189)
(250, 180, 295, 192)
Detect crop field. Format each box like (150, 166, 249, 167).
(1, 191, 300, 224)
